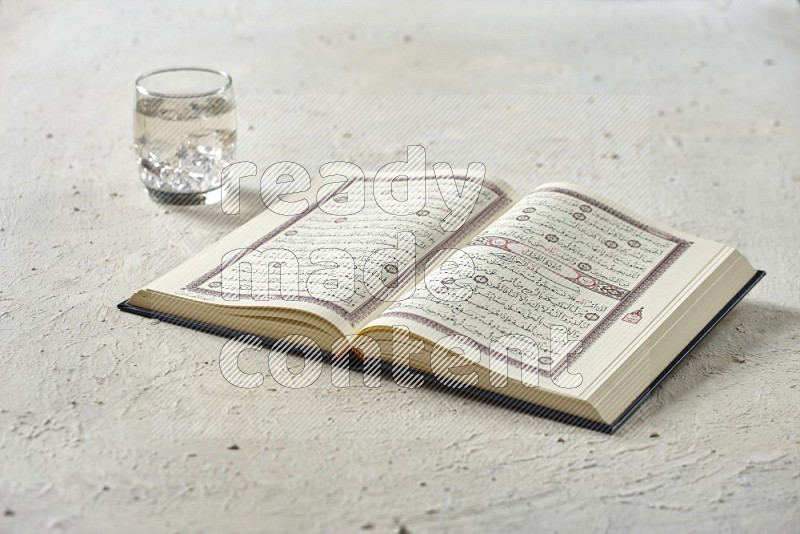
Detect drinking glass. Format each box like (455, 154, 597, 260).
(134, 67, 236, 205)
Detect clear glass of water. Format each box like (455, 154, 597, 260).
(134, 67, 236, 205)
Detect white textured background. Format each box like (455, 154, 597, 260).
(1, 1, 799, 532)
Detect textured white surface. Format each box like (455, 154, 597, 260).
(1, 1, 799, 532)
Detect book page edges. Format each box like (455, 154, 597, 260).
(588, 249, 757, 423)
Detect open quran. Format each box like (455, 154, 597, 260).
(119, 172, 763, 432)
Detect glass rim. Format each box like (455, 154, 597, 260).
(135, 66, 232, 99)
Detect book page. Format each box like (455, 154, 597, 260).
(364, 182, 732, 388)
(141, 173, 516, 333)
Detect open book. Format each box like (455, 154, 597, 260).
(119, 172, 763, 432)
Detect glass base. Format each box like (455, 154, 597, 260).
(147, 186, 224, 206)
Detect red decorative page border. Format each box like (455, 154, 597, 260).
(380, 187, 692, 379)
(182, 176, 514, 326)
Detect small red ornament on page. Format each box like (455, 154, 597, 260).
(622, 307, 643, 324)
